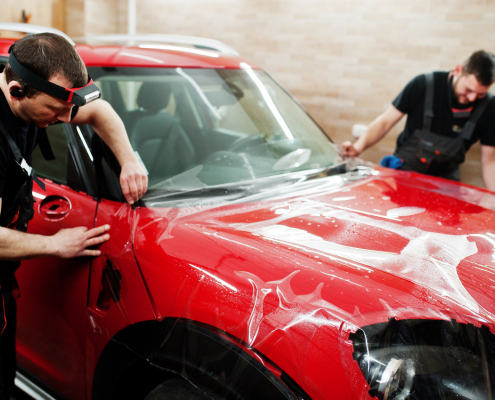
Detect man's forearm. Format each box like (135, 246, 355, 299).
(350, 105, 405, 156)
(0, 227, 55, 261)
(81, 100, 136, 167)
(353, 117, 392, 154)
(482, 161, 495, 191)
(71, 99, 148, 204)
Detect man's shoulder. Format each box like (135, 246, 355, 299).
(407, 71, 448, 86)
(480, 93, 495, 119)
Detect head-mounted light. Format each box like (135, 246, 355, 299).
(8, 44, 101, 106)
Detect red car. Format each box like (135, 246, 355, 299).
(1, 24, 494, 400)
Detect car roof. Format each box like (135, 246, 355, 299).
(0, 38, 259, 70)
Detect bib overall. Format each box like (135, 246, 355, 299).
(394, 73, 492, 179)
(0, 116, 44, 399)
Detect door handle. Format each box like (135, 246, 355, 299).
(39, 196, 71, 219)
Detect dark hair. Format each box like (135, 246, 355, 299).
(4, 33, 88, 98)
(463, 50, 495, 86)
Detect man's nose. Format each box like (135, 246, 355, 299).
(467, 92, 477, 102)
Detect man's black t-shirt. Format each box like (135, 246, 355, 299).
(0, 65, 78, 223)
(0, 86, 38, 219)
(392, 71, 495, 152)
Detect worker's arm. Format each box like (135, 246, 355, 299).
(0, 198, 110, 261)
(342, 105, 405, 157)
(71, 99, 148, 204)
(481, 144, 495, 191)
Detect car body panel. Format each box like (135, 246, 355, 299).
(16, 180, 98, 400)
(132, 167, 495, 400)
(76, 44, 259, 69)
(85, 198, 156, 396)
(0, 40, 258, 70)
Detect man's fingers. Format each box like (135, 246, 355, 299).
(143, 176, 148, 195)
(85, 234, 110, 248)
(135, 175, 144, 201)
(80, 249, 102, 257)
(84, 224, 110, 240)
(121, 177, 133, 204)
(127, 178, 139, 204)
(120, 161, 148, 203)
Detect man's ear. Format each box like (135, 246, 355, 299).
(453, 64, 463, 78)
(8, 80, 26, 100)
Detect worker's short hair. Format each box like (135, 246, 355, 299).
(463, 50, 495, 86)
(4, 32, 88, 98)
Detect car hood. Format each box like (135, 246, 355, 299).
(135, 167, 495, 315)
(132, 167, 495, 398)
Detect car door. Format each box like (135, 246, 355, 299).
(15, 123, 98, 400)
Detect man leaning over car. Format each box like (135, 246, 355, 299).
(0, 33, 147, 398)
(342, 50, 495, 191)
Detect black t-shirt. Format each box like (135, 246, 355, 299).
(392, 71, 495, 151)
(0, 87, 38, 217)
(0, 66, 79, 224)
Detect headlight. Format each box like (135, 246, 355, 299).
(349, 319, 494, 400)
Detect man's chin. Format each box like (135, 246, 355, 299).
(35, 121, 55, 128)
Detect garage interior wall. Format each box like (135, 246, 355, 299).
(2, 0, 66, 32)
(4, 0, 495, 188)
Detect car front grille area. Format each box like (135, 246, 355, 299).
(349, 318, 495, 400)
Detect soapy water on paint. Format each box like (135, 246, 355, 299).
(234, 199, 489, 315)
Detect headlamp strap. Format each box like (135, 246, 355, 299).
(8, 45, 100, 106)
(9, 46, 71, 102)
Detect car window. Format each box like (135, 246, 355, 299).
(88, 67, 341, 191)
(31, 124, 70, 185)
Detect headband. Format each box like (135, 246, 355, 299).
(8, 44, 101, 106)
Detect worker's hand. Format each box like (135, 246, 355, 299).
(120, 160, 148, 204)
(52, 225, 110, 258)
(341, 141, 361, 158)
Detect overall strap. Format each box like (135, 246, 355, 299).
(423, 72, 435, 132)
(0, 117, 45, 191)
(461, 93, 493, 141)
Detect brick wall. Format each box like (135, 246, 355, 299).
(4, 0, 495, 188)
(73, 0, 495, 188)
(2, 0, 67, 33)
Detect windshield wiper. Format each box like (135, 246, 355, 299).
(142, 173, 310, 204)
(141, 160, 375, 206)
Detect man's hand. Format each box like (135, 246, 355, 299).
(51, 225, 110, 258)
(120, 160, 148, 204)
(71, 100, 149, 203)
(341, 141, 361, 158)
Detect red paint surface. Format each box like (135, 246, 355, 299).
(0, 40, 259, 69)
(17, 181, 97, 400)
(130, 168, 495, 400)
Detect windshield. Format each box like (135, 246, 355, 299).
(88, 66, 340, 192)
